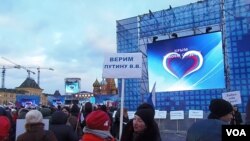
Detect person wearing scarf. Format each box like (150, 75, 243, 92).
(82, 110, 115, 141)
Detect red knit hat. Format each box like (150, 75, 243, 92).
(86, 110, 111, 131)
(0, 116, 11, 138)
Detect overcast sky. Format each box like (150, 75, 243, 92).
(0, 0, 199, 94)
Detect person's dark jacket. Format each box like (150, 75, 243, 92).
(231, 110, 243, 125)
(17, 123, 57, 141)
(39, 108, 52, 119)
(0, 107, 16, 141)
(49, 111, 78, 141)
(112, 108, 129, 139)
(81, 102, 93, 129)
(100, 105, 114, 134)
(121, 119, 161, 141)
(186, 119, 228, 141)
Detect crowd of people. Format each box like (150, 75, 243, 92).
(0, 98, 249, 141)
(0, 102, 161, 141)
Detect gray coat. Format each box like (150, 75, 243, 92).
(49, 111, 78, 141)
(186, 119, 228, 141)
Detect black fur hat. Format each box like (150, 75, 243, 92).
(209, 99, 233, 118)
(135, 109, 154, 127)
(137, 102, 155, 116)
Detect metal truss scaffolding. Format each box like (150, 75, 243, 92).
(117, 0, 250, 111)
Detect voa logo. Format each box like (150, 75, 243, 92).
(226, 129, 246, 136)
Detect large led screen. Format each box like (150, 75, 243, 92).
(147, 32, 225, 92)
(65, 78, 81, 94)
(47, 96, 65, 107)
(16, 95, 40, 108)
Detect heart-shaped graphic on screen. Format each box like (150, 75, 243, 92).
(163, 50, 203, 79)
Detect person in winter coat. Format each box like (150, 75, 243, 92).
(0, 115, 11, 141)
(121, 104, 161, 141)
(0, 107, 14, 141)
(49, 111, 78, 141)
(62, 105, 82, 139)
(112, 107, 129, 139)
(230, 105, 243, 125)
(186, 98, 234, 141)
(0, 107, 11, 141)
(81, 102, 93, 129)
(39, 107, 52, 119)
(16, 110, 57, 141)
(17, 108, 29, 119)
(136, 103, 161, 141)
(82, 110, 115, 141)
(100, 105, 114, 134)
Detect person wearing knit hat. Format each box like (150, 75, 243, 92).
(208, 98, 234, 123)
(25, 109, 43, 124)
(134, 109, 154, 128)
(17, 110, 57, 141)
(137, 102, 155, 116)
(186, 98, 234, 141)
(81, 110, 115, 141)
(121, 103, 161, 141)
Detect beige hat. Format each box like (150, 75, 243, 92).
(25, 110, 43, 124)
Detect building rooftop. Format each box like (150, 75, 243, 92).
(17, 77, 41, 89)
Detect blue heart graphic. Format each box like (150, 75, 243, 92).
(163, 51, 203, 79)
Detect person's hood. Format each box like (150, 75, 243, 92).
(39, 108, 51, 117)
(50, 111, 68, 124)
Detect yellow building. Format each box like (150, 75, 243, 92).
(0, 77, 48, 106)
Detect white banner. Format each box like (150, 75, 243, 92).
(102, 53, 142, 78)
(188, 110, 203, 119)
(155, 110, 167, 119)
(170, 110, 184, 120)
(222, 91, 242, 105)
(127, 111, 136, 119)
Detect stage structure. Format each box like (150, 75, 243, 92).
(117, 0, 250, 111)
